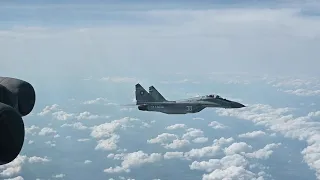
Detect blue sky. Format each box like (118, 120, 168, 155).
(1, 0, 320, 82)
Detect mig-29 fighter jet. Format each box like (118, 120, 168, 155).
(135, 83, 245, 114)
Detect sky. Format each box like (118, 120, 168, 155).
(1, 1, 320, 180)
(0, 0, 320, 81)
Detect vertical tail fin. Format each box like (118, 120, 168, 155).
(135, 83, 155, 105)
(149, 86, 168, 102)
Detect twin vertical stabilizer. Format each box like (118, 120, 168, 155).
(135, 83, 167, 105)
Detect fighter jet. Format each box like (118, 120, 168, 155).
(135, 83, 245, 114)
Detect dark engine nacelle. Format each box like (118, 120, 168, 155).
(138, 104, 148, 111)
(0, 77, 36, 165)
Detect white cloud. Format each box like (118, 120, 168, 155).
(147, 133, 189, 149)
(224, 142, 253, 156)
(245, 143, 282, 160)
(90, 117, 137, 139)
(28, 156, 51, 164)
(104, 151, 162, 174)
(0, 155, 53, 178)
(208, 121, 227, 129)
(147, 133, 177, 144)
(82, 97, 108, 105)
(0, 155, 26, 177)
(61, 122, 88, 130)
(78, 138, 91, 142)
(25, 125, 39, 135)
(202, 166, 260, 180)
(4, 176, 24, 180)
(54, 134, 60, 138)
(216, 104, 320, 179)
(165, 124, 187, 130)
(76, 111, 100, 120)
(193, 137, 209, 144)
(163, 152, 184, 160)
(37, 104, 59, 116)
(38, 127, 57, 136)
(190, 154, 249, 173)
(189, 140, 278, 180)
(164, 139, 190, 149)
(238, 131, 266, 138)
(281, 88, 320, 96)
(182, 128, 204, 140)
(52, 111, 74, 120)
(95, 134, 120, 151)
(213, 137, 234, 145)
(84, 160, 92, 164)
(193, 117, 204, 121)
(90, 117, 142, 152)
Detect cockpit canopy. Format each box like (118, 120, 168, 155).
(205, 94, 232, 102)
(206, 94, 221, 99)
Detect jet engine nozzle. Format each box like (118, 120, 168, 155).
(0, 103, 24, 165)
(0, 77, 36, 116)
(138, 104, 148, 111)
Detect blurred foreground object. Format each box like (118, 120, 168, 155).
(0, 77, 36, 165)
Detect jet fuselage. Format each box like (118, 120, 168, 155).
(135, 84, 245, 114)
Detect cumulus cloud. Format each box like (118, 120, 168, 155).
(25, 125, 40, 135)
(165, 124, 187, 130)
(0, 155, 52, 178)
(4, 177, 24, 180)
(193, 117, 204, 121)
(82, 97, 108, 105)
(0, 156, 27, 178)
(164, 139, 190, 149)
(147, 133, 178, 144)
(208, 121, 228, 129)
(238, 131, 266, 138)
(91, 117, 137, 139)
(182, 128, 204, 140)
(281, 88, 320, 96)
(95, 134, 120, 151)
(28, 156, 51, 164)
(90, 117, 142, 152)
(245, 143, 282, 160)
(38, 127, 57, 136)
(76, 111, 100, 120)
(37, 104, 60, 116)
(52, 111, 74, 120)
(216, 104, 320, 179)
(163, 152, 185, 160)
(61, 122, 88, 130)
(104, 151, 162, 174)
(78, 138, 91, 142)
(193, 137, 209, 144)
(189, 141, 280, 180)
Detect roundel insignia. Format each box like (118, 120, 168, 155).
(140, 91, 144, 95)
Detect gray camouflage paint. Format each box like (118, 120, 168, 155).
(135, 83, 245, 114)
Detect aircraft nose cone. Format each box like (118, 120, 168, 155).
(231, 102, 246, 108)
